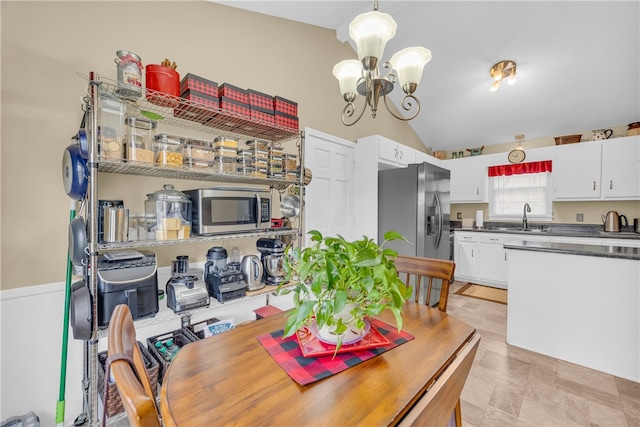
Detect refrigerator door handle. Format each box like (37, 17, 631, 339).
(434, 191, 443, 249)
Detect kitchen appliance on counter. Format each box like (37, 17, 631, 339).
(184, 186, 272, 235)
(166, 255, 209, 313)
(96, 250, 159, 327)
(203, 246, 246, 302)
(635, 218, 640, 233)
(378, 162, 451, 305)
(241, 254, 264, 291)
(257, 238, 286, 286)
(602, 210, 628, 232)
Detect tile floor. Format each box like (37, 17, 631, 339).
(447, 281, 640, 427)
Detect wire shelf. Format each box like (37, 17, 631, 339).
(93, 76, 300, 144)
(98, 159, 299, 185)
(97, 228, 298, 251)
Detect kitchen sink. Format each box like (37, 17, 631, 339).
(484, 227, 549, 233)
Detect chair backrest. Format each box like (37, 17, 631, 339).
(399, 333, 481, 427)
(394, 255, 455, 312)
(107, 304, 161, 427)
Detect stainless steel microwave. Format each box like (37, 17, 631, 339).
(184, 187, 272, 235)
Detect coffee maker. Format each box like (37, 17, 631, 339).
(257, 238, 286, 286)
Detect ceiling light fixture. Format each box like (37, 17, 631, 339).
(333, 1, 432, 126)
(489, 60, 517, 92)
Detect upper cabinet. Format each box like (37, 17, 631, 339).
(601, 136, 640, 199)
(376, 135, 415, 169)
(447, 156, 487, 203)
(553, 136, 639, 201)
(553, 141, 602, 199)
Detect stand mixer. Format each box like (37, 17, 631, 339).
(257, 238, 286, 286)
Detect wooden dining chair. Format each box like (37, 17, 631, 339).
(394, 255, 455, 313)
(394, 255, 463, 427)
(399, 334, 481, 427)
(107, 304, 161, 427)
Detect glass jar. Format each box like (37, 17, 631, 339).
(145, 184, 192, 241)
(114, 50, 142, 99)
(125, 117, 156, 163)
(154, 134, 184, 167)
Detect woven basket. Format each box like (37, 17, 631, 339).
(185, 316, 221, 340)
(98, 341, 160, 418)
(554, 134, 582, 145)
(147, 328, 198, 383)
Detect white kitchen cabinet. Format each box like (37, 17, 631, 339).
(376, 135, 415, 169)
(447, 156, 487, 202)
(454, 232, 478, 280)
(601, 136, 640, 199)
(477, 234, 512, 288)
(553, 141, 601, 199)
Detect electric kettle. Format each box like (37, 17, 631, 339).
(602, 211, 628, 232)
(241, 255, 264, 291)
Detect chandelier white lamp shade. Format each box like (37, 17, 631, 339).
(349, 10, 397, 70)
(333, 60, 363, 103)
(334, 1, 431, 126)
(389, 47, 432, 95)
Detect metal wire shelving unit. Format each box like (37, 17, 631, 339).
(80, 72, 304, 426)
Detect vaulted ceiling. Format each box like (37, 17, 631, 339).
(213, 1, 639, 151)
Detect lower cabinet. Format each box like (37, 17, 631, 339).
(477, 235, 511, 286)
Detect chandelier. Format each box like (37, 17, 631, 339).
(489, 60, 517, 92)
(332, 1, 432, 126)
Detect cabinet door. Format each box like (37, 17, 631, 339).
(449, 156, 486, 202)
(601, 136, 640, 199)
(477, 235, 509, 287)
(378, 137, 400, 164)
(395, 144, 414, 166)
(455, 233, 478, 279)
(553, 142, 601, 199)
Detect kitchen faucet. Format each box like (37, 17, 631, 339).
(522, 203, 531, 230)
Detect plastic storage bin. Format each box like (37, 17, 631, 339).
(125, 117, 156, 163)
(154, 134, 184, 167)
(98, 93, 125, 160)
(146, 328, 198, 383)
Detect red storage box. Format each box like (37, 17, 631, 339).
(273, 96, 298, 117)
(174, 90, 219, 123)
(219, 83, 249, 104)
(248, 89, 274, 112)
(180, 73, 218, 98)
(250, 106, 274, 123)
(274, 111, 299, 130)
(219, 96, 250, 117)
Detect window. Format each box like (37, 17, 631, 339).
(488, 161, 553, 220)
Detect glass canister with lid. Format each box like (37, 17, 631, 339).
(154, 133, 184, 167)
(145, 184, 192, 241)
(125, 117, 156, 163)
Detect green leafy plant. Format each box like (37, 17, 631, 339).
(277, 230, 412, 351)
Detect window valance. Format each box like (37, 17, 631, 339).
(488, 160, 552, 177)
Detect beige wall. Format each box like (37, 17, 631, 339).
(0, 1, 425, 290)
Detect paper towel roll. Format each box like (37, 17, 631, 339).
(475, 210, 484, 229)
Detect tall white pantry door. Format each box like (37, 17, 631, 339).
(303, 128, 356, 247)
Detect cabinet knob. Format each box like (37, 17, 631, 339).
(610, 180, 613, 190)
(593, 181, 596, 191)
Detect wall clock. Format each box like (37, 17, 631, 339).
(508, 148, 526, 163)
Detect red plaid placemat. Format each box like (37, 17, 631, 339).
(257, 318, 414, 385)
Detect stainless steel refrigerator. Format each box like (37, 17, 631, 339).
(378, 162, 451, 305)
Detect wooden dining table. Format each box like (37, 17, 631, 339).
(160, 302, 477, 426)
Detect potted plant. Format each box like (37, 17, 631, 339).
(277, 230, 412, 351)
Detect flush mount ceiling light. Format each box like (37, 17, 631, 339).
(333, 1, 432, 126)
(489, 60, 517, 92)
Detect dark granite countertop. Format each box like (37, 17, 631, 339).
(504, 240, 640, 260)
(450, 221, 640, 240)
